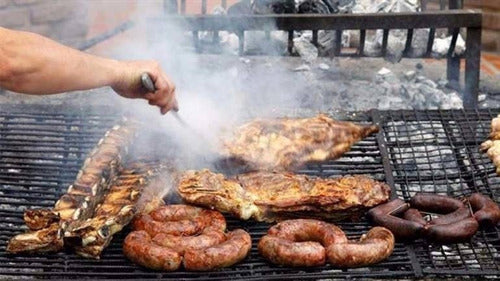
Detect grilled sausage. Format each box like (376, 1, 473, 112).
(259, 236, 326, 267)
(183, 229, 251, 271)
(369, 210, 424, 241)
(267, 219, 348, 245)
(429, 207, 471, 225)
(403, 208, 427, 225)
(425, 217, 479, 244)
(469, 193, 500, 227)
(132, 214, 204, 237)
(258, 219, 348, 267)
(132, 205, 227, 236)
(123, 230, 182, 271)
(367, 199, 409, 217)
(410, 193, 464, 214)
(152, 229, 227, 255)
(326, 227, 395, 268)
(150, 205, 227, 232)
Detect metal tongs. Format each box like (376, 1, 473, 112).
(140, 72, 188, 127)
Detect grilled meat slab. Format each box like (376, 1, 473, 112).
(222, 114, 379, 171)
(68, 162, 169, 259)
(177, 169, 391, 222)
(481, 114, 500, 175)
(7, 122, 136, 254)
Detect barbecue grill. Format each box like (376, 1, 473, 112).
(0, 105, 499, 280)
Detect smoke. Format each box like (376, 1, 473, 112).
(94, 1, 321, 201)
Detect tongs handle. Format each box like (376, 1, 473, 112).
(140, 72, 187, 126)
(141, 73, 156, 93)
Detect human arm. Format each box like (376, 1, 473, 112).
(0, 27, 177, 114)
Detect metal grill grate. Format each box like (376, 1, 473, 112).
(0, 106, 499, 279)
(380, 109, 500, 278)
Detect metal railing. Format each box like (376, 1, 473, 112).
(158, 0, 482, 109)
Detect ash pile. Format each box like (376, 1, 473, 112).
(217, 0, 465, 60)
(193, 0, 469, 111)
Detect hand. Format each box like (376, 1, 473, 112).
(111, 60, 178, 114)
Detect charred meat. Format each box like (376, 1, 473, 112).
(222, 114, 379, 171)
(7, 121, 136, 254)
(177, 169, 390, 222)
(67, 162, 168, 259)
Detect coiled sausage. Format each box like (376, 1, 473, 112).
(183, 229, 251, 271)
(327, 227, 395, 268)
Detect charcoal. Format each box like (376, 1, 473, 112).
(298, 0, 331, 14)
(251, 0, 296, 14)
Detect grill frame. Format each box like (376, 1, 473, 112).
(0, 105, 499, 280)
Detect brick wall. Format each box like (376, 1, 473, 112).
(465, 0, 500, 53)
(0, 0, 89, 47)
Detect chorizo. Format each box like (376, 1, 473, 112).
(152, 229, 226, 255)
(326, 227, 395, 268)
(132, 214, 204, 237)
(425, 217, 479, 244)
(258, 236, 326, 267)
(132, 205, 226, 236)
(267, 219, 348, 245)
(123, 230, 182, 271)
(183, 229, 251, 271)
(469, 193, 500, 227)
(410, 193, 464, 214)
(258, 219, 348, 267)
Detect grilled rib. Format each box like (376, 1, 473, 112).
(223, 114, 379, 171)
(177, 169, 391, 222)
(481, 114, 500, 175)
(7, 122, 136, 254)
(67, 162, 170, 259)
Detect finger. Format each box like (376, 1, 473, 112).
(144, 93, 156, 101)
(160, 106, 169, 115)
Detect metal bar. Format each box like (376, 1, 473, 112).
(359, 29, 366, 56)
(160, 11, 482, 31)
(334, 30, 342, 56)
(193, 30, 201, 53)
(202, 0, 207, 14)
(464, 26, 482, 109)
(163, 0, 178, 14)
(403, 29, 413, 56)
(447, 57, 460, 89)
(237, 30, 245, 55)
(449, 0, 460, 9)
(370, 111, 397, 200)
(446, 27, 460, 89)
(421, 0, 427, 11)
(180, 0, 186, 14)
(381, 29, 389, 57)
(222, 0, 227, 9)
(312, 30, 318, 46)
(426, 28, 435, 56)
(288, 30, 294, 54)
(440, 0, 446, 10)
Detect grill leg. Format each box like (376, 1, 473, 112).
(464, 27, 481, 109)
(446, 57, 460, 90)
